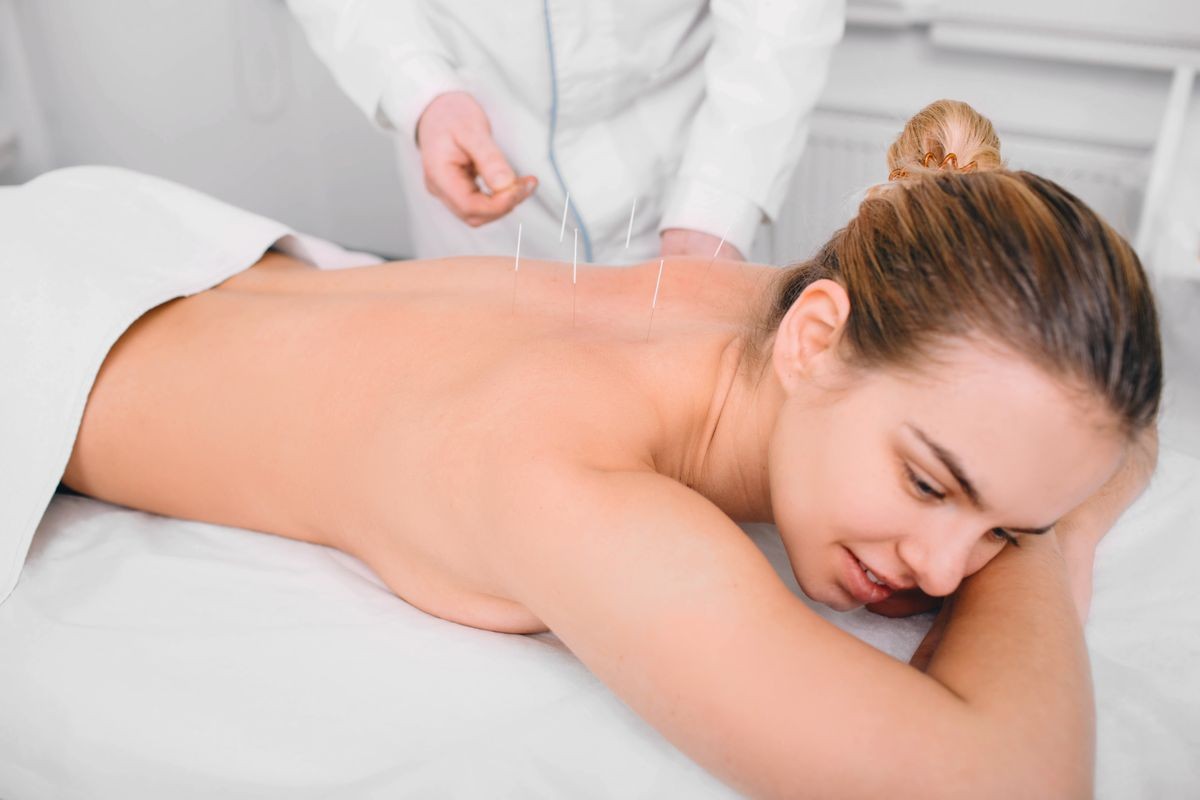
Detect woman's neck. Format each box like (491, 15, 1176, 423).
(640, 327, 783, 524)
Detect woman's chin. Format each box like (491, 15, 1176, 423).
(822, 595, 861, 613)
(797, 577, 859, 613)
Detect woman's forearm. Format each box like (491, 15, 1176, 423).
(923, 530, 1094, 798)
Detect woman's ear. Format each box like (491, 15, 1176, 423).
(772, 279, 851, 391)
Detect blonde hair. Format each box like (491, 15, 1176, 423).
(886, 98, 1002, 180)
(749, 99, 1161, 435)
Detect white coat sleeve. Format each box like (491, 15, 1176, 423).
(658, 0, 845, 257)
(285, 0, 465, 142)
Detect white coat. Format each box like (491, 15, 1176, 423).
(287, 0, 844, 263)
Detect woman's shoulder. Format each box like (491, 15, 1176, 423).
(485, 464, 963, 798)
(486, 464, 776, 631)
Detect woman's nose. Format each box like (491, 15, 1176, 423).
(897, 526, 977, 598)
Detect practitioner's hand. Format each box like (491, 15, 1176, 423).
(1055, 425, 1159, 621)
(660, 228, 745, 261)
(416, 92, 538, 227)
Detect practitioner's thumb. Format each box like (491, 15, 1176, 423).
(462, 131, 516, 193)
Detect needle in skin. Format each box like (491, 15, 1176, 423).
(646, 258, 664, 341)
(572, 227, 578, 327)
(712, 223, 731, 259)
(559, 192, 570, 242)
(625, 198, 637, 249)
(697, 221, 733, 301)
(511, 222, 522, 315)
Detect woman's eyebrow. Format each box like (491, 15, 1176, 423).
(906, 423, 984, 509)
(905, 423, 1056, 535)
(1007, 524, 1055, 535)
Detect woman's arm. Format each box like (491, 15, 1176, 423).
(493, 465, 1092, 799)
(1057, 424, 1159, 620)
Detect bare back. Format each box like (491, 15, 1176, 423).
(63, 250, 774, 632)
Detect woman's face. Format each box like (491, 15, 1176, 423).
(768, 336, 1125, 612)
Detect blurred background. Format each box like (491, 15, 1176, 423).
(2, 0, 1198, 450)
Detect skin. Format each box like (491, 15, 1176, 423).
(63, 251, 1153, 798)
(416, 91, 745, 259)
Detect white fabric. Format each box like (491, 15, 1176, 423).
(285, 0, 844, 262)
(0, 165, 380, 608)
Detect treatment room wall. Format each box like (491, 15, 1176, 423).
(1, 0, 411, 257)
(2, 0, 1197, 270)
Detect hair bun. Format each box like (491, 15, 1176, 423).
(886, 99, 1003, 182)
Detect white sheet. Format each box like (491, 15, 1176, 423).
(0, 166, 375, 606)
(1, 166, 1197, 798)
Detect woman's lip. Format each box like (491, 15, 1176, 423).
(841, 547, 894, 605)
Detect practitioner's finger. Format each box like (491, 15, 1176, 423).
(453, 133, 536, 226)
(458, 128, 517, 194)
(476, 175, 538, 222)
(423, 138, 535, 226)
(421, 141, 485, 218)
(415, 91, 536, 226)
(443, 172, 537, 228)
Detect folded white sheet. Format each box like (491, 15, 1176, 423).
(0, 166, 377, 605)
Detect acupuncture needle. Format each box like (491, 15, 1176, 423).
(697, 220, 733, 301)
(511, 222, 522, 315)
(645, 258, 665, 341)
(572, 227, 578, 327)
(559, 192, 570, 243)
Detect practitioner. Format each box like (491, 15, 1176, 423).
(285, 0, 844, 263)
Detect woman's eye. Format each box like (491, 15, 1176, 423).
(904, 464, 945, 500)
(989, 528, 1020, 547)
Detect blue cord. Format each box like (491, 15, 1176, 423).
(541, 0, 595, 263)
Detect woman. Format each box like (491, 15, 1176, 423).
(61, 101, 1160, 798)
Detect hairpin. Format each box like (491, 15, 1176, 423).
(933, 152, 979, 173)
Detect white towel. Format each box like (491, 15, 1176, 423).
(0, 166, 379, 605)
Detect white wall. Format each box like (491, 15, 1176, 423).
(3, 0, 411, 257)
(940, 0, 1200, 46)
(0, 0, 51, 178)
